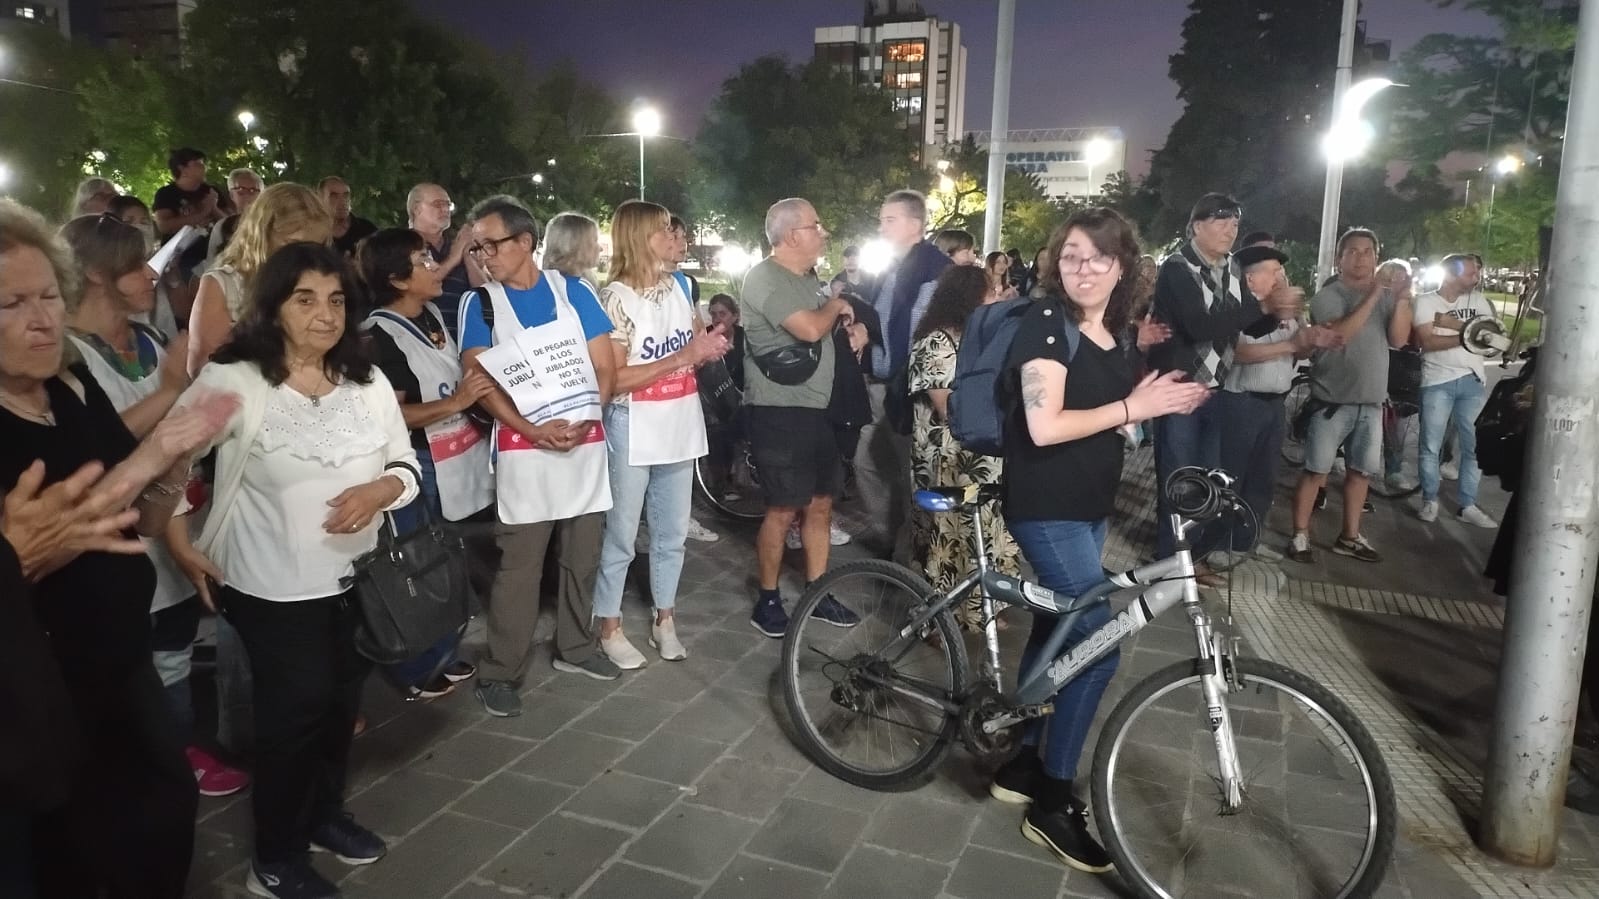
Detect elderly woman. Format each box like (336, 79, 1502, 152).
(59, 213, 252, 798)
(593, 200, 729, 668)
(189, 182, 334, 374)
(358, 228, 495, 699)
(168, 242, 419, 898)
(69, 177, 119, 218)
(0, 199, 237, 898)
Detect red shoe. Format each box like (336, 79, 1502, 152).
(186, 745, 250, 797)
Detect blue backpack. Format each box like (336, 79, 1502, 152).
(948, 297, 1079, 456)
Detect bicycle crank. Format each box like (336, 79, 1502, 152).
(959, 685, 1047, 765)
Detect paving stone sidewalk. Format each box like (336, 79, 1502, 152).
(184, 444, 1599, 898)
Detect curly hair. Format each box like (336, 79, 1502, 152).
(212, 242, 373, 386)
(1038, 207, 1141, 337)
(914, 265, 990, 341)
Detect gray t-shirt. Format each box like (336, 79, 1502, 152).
(741, 258, 835, 410)
(1308, 280, 1395, 405)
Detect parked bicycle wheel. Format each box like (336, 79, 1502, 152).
(1093, 657, 1396, 899)
(781, 560, 969, 790)
(693, 437, 765, 520)
(1367, 401, 1422, 499)
(1280, 375, 1312, 466)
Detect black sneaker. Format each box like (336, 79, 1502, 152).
(1362, 500, 1375, 514)
(751, 595, 790, 639)
(990, 752, 1044, 805)
(442, 660, 477, 683)
(809, 595, 861, 629)
(1331, 534, 1382, 563)
(310, 812, 387, 865)
(247, 856, 340, 898)
(474, 679, 522, 718)
(403, 674, 455, 701)
(553, 653, 622, 681)
(1021, 800, 1115, 874)
(1314, 487, 1328, 511)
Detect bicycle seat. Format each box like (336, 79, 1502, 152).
(913, 484, 1004, 513)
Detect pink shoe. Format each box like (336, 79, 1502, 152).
(186, 745, 250, 797)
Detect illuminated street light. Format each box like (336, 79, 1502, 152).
(858, 238, 895, 276)
(0, 162, 11, 191)
(531, 173, 545, 185)
(1082, 136, 1113, 197)
(547, 158, 557, 167)
(238, 110, 256, 131)
(631, 105, 662, 201)
(936, 159, 951, 173)
(1317, 76, 1399, 279)
(1495, 154, 1523, 176)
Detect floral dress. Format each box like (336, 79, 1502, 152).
(908, 329, 1021, 630)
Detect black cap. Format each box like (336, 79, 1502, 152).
(1189, 192, 1242, 223)
(1235, 245, 1288, 271)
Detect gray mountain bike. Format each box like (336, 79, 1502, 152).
(779, 469, 1397, 898)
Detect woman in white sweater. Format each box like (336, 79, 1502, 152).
(169, 242, 419, 899)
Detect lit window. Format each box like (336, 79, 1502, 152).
(893, 72, 922, 89)
(885, 41, 926, 63)
(18, 6, 37, 18)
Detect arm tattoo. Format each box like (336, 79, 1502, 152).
(1020, 363, 1047, 411)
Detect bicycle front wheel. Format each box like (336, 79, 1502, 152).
(693, 440, 766, 521)
(781, 559, 969, 790)
(1092, 657, 1396, 899)
(1368, 403, 1421, 499)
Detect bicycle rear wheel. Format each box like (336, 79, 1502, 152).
(1368, 402, 1421, 499)
(693, 438, 766, 520)
(1280, 376, 1311, 466)
(781, 560, 969, 790)
(1092, 657, 1396, 899)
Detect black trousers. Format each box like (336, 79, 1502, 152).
(222, 587, 370, 864)
(1216, 390, 1287, 552)
(32, 662, 197, 899)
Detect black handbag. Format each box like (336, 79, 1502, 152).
(342, 463, 479, 665)
(751, 341, 822, 386)
(697, 356, 743, 424)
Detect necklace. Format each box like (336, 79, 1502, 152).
(0, 386, 54, 425)
(287, 368, 333, 407)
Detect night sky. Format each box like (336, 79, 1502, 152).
(414, 0, 1500, 176)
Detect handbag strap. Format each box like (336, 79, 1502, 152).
(380, 461, 431, 539)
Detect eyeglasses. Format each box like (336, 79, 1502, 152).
(1059, 252, 1117, 275)
(230, 184, 261, 194)
(412, 253, 441, 271)
(425, 199, 455, 212)
(467, 234, 522, 258)
(1202, 207, 1242, 221)
(792, 221, 827, 236)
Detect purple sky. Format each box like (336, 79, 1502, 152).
(416, 0, 1499, 177)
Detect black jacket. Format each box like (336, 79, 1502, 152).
(1148, 249, 1276, 381)
(829, 295, 878, 432)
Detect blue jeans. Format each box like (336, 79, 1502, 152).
(1420, 373, 1486, 507)
(1154, 402, 1224, 558)
(593, 404, 695, 618)
(1010, 517, 1118, 781)
(385, 450, 462, 689)
(1215, 390, 1285, 552)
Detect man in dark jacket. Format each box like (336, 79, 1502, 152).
(861, 189, 951, 562)
(1149, 193, 1298, 563)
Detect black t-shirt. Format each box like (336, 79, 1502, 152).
(1002, 296, 1135, 522)
(153, 181, 221, 273)
(333, 216, 380, 258)
(0, 367, 157, 681)
(365, 307, 445, 456)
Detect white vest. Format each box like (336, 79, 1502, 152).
(362, 303, 493, 521)
(68, 329, 192, 614)
(481, 274, 611, 524)
(607, 279, 709, 466)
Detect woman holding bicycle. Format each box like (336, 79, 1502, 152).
(996, 208, 1208, 873)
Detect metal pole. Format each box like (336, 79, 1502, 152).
(1315, 0, 1360, 283)
(638, 133, 645, 200)
(1480, 0, 1599, 866)
(1485, 180, 1499, 258)
(981, 0, 1016, 252)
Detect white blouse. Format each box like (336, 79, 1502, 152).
(218, 380, 418, 602)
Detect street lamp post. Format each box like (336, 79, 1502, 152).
(1082, 137, 1112, 200)
(632, 106, 661, 201)
(238, 110, 255, 132)
(1484, 153, 1522, 257)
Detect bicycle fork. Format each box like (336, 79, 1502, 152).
(1176, 516, 1247, 813)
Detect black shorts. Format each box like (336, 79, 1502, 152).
(748, 406, 843, 509)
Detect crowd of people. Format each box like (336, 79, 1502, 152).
(0, 142, 1516, 898)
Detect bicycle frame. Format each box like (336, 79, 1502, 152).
(889, 507, 1249, 809)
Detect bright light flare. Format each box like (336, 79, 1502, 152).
(858, 238, 895, 276)
(1084, 137, 1112, 166)
(632, 106, 662, 137)
(237, 110, 255, 131)
(718, 244, 757, 274)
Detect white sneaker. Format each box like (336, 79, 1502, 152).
(1418, 500, 1438, 523)
(685, 518, 720, 543)
(1441, 460, 1460, 481)
(1387, 474, 1418, 493)
(1251, 544, 1285, 562)
(785, 523, 803, 550)
(600, 631, 648, 670)
(829, 521, 852, 546)
(1459, 505, 1499, 529)
(650, 618, 688, 661)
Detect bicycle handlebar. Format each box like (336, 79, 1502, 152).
(1164, 467, 1243, 523)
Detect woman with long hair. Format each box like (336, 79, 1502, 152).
(169, 242, 419, 897)
(188, 182, 333, 373)
(0, 198, 237, 897)
(592, 200, 729, 668)
(985, 251, 1020, 301)
(59, 213, 252, 798)
(908, 264, 1022, 631)
(990, 208, 1208, 874)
